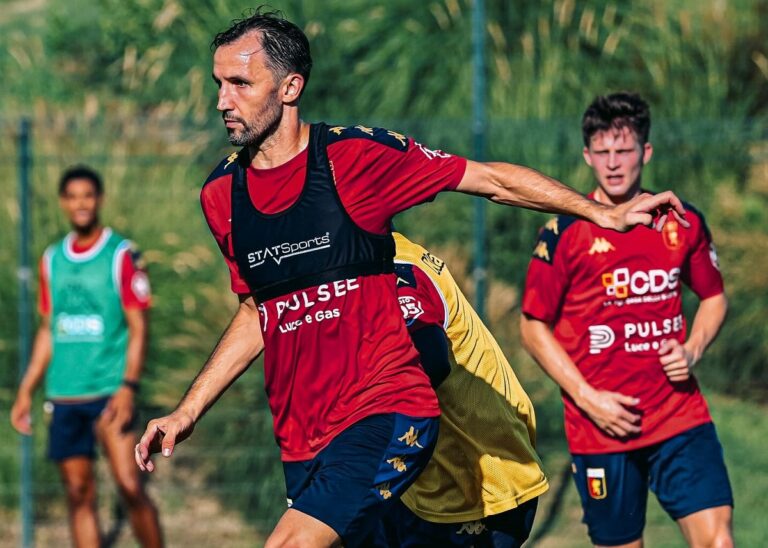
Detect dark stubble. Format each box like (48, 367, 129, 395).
(225, 91, 283, 148)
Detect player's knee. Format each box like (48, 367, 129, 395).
(117, 478, 146, 507)
(64, 479, 95, 508)
(709, 529, 734, 548)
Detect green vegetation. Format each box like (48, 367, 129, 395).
(0, 0, 766, 540)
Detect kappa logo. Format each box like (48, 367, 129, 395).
(376, 482, 392, 500)
(223, 152, 238, 169)
(544, 217, 559, 234)
(247, 233, 331, 268)
(587, 468, 607, 499)
(588, 325, 615, 354)
(533, 241, 550, 261)
(456, 521, 487, 535)
(588, 237, 615, 255)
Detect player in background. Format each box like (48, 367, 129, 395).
(378, 232, 547, 547)
(520, 92, 733, 548)
(135, 10, 689, 548)
(10, 166, 162, 547)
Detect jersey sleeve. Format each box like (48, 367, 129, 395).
(119, 245, 152, 310)
(394, 262, 447, 332)
(328, 126, 467, 233)
(681, 209, 724, 299)
(37, 255, 51, 316)
(200, 176, 251, 295)
(521, 218, 572, 323)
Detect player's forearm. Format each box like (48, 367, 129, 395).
(18, 324, 52, 396)
(459, 161, 611, 226)
(176, 299, 264, 422)
(685, 293, 728, 365)
(520, 314, 596, 406)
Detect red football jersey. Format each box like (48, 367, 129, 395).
(201, 127, 467, 461)
(522, 199, 723, 453)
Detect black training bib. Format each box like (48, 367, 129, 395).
(230, 122, 395, 302)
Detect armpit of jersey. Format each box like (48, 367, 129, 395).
(326, 125, 409, 152)
(531, 215, 578, 264)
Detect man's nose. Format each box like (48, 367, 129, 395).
(217, 87, 231, 111)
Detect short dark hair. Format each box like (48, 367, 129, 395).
(582, 92, 651, 146)
(211, 7, 312, 90)
(58, 165, 103, 196)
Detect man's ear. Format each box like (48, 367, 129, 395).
(282, 73, 305, 103)
(642, 142, 653, 165)
(582, 146, 594, 167)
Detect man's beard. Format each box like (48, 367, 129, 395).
(226, 96, 283, 148)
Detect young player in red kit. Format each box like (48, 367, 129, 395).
(521, 92, 733, 548)
(134, 11, 691, 547)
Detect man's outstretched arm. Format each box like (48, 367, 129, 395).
(456, 160, 687, 232)
(135, 295, 264, 472)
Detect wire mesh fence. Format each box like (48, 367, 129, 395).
(1, 113, 766, 546)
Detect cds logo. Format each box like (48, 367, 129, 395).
(601, 267, 680, 299)
(588, 325, 615, 354)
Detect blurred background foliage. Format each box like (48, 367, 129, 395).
(1, 0, 767, 542)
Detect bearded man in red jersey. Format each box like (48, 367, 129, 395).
(134, 10, 690, 547)
(521, 92, 733, 548)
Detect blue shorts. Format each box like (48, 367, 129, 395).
(48, 397, 110, 462)
(571, 422, 733, 546)
(283, 413, 439, 548)
(376, 497, 538, 548)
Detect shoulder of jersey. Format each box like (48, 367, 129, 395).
(326, 124, 409, 152)
(531, 215, 579, 264)
(681, 200, 711, 239)
(203, 149, 245, 187)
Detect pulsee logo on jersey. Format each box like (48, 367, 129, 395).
(247, 232, 331, 268)
(601, 266, 681, 299)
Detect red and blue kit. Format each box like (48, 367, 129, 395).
(201, 124, 467, 462)
(522, 198, 723, 454)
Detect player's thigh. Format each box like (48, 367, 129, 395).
(571, 452, 649, 547)
(647, 423, 733, 536)
(283, 413, 439, 548)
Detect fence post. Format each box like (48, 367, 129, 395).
(472, 0, 488, 320)
(17, 117, 34, 548)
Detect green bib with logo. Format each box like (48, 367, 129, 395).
(45, 228, 130, 398)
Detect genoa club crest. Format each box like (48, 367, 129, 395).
(587, 468, 607, 499)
